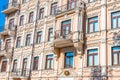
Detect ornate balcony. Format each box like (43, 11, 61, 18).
(54, 0, 84, 16)
(10, 69, 30, 77)
(54, 30, 74, 48)
(0, 46, 13, 59)
(0, 24, 16, 38)
(2, 2, 20, 14)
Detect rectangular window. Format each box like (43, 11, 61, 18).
(12, 0, 17, 6)
(67, 0, 76, 10)
(19, 15, 24, 26)
(87, 49, 98, 66)
(6, 39, 11, 50)
(36, 31, 42, 44)
(16, 37, 21, 48)
(64, 52, 74, 68)
(25, 34, 31, 46)
(39, 8, 44, 19)
(45, 54, 53, 69)
(22, 58, 27, 76)
(48, 28, 53, 41)
(12, 60, 17, 72)
(33, 56, 39, 70)
(61, 20, 71, 38)
(51, 2, 57, 15)
(1, 61, 7, 72)
(9, 18, 14, 30)
(29, 12, 34, 23)
(112, 46, 120, 65)
(111, 11, 120, 28)
(88, 17, 98, 33)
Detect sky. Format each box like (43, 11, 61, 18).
(0, 0, 8, 32)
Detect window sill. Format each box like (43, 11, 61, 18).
(87, 0, 101, 4)
(61, 67, 76, 70)
(108, 27, 120, 31)
(84, 66, 101, 68)
(86, 31, 100, 34)
(108, 65, 120, 67)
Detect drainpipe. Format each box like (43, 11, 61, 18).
(28, 0, 39, 80)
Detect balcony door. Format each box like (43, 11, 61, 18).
(61, 20, 71, 38)
(22, 58, 27, 76)
(9, 18, 14, 30)
(5, 39, 11, 50)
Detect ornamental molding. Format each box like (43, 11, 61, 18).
(86, 0, 101, 8)
(42, 70, 54, 75)
(62, 47, 75, 53)
(87, 11, 101, 19)
(108, 66, 120, 72)
(86, 32, 101, 38)
(107, 0, 120, 7)
(58, 69, 77, 77)
(86, 39, 101, 44)
(108, 5, 120, 12)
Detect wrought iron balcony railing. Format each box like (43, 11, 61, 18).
(5, 2, 20, 10)
(11, 69, 30, 77)
(54, 30, 73, 40)
(54, 1, 78, 15)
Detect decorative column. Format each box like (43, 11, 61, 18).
(6, 59, 10, 80)
(74, 8, 84, 79)
(101, 0, 107, 79)
(54, 54, 58, 79)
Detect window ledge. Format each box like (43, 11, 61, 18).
(61, 67, 76, 70)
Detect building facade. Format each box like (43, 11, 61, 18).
(0, 0, 120, 80)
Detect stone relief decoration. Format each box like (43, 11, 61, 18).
(42, 69, 54, 75)
(86, 32, 101, 38)
(21, 52, 31, 57)
(86, 1, 101, 12)
(112, 32, 120, 46)
(108, 4, 120, 12)
(107, 0, 120, 7)
(62, 47, 75, 53)
(83, 66, 102, 79)
(108, 66, 120, 77)
(44, 48, 54, 54)
(86, 40, 101, 45)
(58, 69, 77, 77)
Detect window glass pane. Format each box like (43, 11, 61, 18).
(88, 56, 92, 66)
(118, 17, 120, 27)
(119, 53, 120, 64)
(65, 57, 69, 68)
(112, 18, 117, 28)
(94, 22, 98, 32)
(94, 55, 98, 66)
(113, 53, 118, 65)
(89, 23, 93, 32)
(48, 28, 53, 41)
(70, 57, 73, 67)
